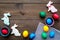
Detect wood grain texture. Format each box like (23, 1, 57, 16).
(0, 0, 60, 40)
(0, 0, 60, 3)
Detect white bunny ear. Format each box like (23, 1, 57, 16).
(3, 12, 11, 16)
(46, 1, 53, 7)
(14, 24, 18, 27)
(7, 12, 11, 16)
(49, 1, 53, 4)
(4, 13, 6, 16)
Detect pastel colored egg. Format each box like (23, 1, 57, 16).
(52, 13, 59, 20)
(22, 30, 29, 38)
(49, 31, 55, 38)
(43, 25, 49, 32)
(39, 11, 46, 18)
(41, 32, 47, 39)
(29, 33, 36, 39)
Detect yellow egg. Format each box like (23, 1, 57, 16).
(43, 25, 49, 32)
(22, 30, 29, 38)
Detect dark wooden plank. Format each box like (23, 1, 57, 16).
(0, 0, 23, 3)
(23, 0, 60, 4)
(0, 0, 60, 3)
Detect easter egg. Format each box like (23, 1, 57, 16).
(0, 27, 11, 37)
(22, 30, 29, 38)
(29, 33, 36, 39)
(41, 32, 47, 39)
(39, 11, 46, 18)
(43, 25, 49, 32)
(46, 17, 54, 26)
(49, 31, 55, 38)
(2, 29, 8, 35)
(52, 13, 59, 20)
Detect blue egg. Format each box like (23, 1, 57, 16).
(29, 33, 36, 39)
(49, 31, 55, 38)
(46, 18, 53, 25)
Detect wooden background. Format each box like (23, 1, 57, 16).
(0, 0, 60, 40)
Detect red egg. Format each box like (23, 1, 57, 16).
(52, 14, 59, 20)
(2, 29, 8, 35)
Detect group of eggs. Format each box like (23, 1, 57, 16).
(39, 11, 59, 39)
(21, 11, 59, 40)
(22, 30, 36, 39)
(22, 26, 55, 40)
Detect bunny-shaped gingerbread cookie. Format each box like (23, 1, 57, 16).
(1, 12, 11, 26)
(11, 24, 21, 36)
(46, 1, 57, 13)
